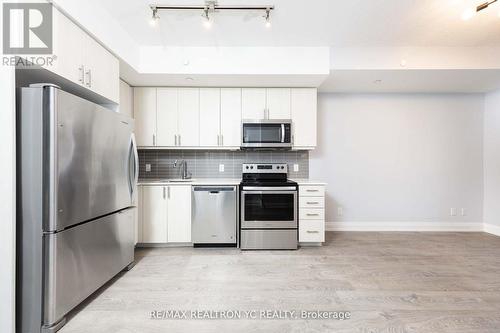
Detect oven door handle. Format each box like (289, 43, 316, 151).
(281, 124, 285, 143)
(242, 186, 297, 191)
(241, 190, 297, 195)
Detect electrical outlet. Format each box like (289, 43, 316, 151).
(461, 208, 466, 216)
(337, 207, 343, 217)
(145, 163, 151, 172)
(293, 164, 299, 172)
(450, 208, 457, 216)
(219, 164, 224, 172)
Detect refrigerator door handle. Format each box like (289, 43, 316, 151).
(130, 133, 139, 199)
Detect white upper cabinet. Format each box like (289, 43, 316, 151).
(166, 186, 192, 243)
(50, 9, 86, 85)
(48, 8, 119, 103)
(134, 88, 157, 147)
(291, 88, 317, 148)
(141, 186, 168, 243)
(134, 86, 317, 150)
(84, 35, 120, 103)
(157, 88, 178, 147)
(242, 88, 267, 119)
(266, 88, 291, 119)
(178, 88, 200, 147)
(200, 88, 221, 147)
(220, 88, 242, 148)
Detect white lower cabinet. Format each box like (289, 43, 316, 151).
(141, 186, 168, 243)
(138, 185, 192, 245)
(167, 186, 192, 243)
(298, 185, 326, 244)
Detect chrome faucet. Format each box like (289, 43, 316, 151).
(174, 159, 192, 179)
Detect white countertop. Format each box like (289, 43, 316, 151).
(138, 178, 241, 186)
(291, 179, 327, 186)
(139, 178, 326, 186)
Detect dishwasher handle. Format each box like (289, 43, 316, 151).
(193, 186, 236, 192)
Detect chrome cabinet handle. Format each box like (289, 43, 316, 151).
(153, 134, 156, 146)
(85, 69, 92, 87)
(306, 213, 320, 216)
(217, 134, 220, 146)
(307, 201, 319, 205)
(78, 65, 84, 84)
(307, 230, 319, 234)
(174, 134, 177, 146)
(168, 186, 170, 199)
(163, 187, 166, 199)
(220, 134, 223, 146)
(306, 189, 319, 192)
(178, 134, 181, 146)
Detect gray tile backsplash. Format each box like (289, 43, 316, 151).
(138, 150, 309, 180)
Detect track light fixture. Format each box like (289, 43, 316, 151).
(149, 7, 160, 26)
(476, 0, 498, 12)
(150, 1, 275, 27)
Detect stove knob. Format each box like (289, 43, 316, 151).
(245, 166, 249, 169)
(250, 166, 254, 169)
(281, 166, 285, 169)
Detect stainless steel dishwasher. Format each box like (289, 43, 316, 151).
(192, 186, 237, 247)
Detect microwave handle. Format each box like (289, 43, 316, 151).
(281, 124, 285, 143)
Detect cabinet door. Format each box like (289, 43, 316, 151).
(291, 88, 317, 148)
(142, 186, 168, 243)
(178, 88, 200, 147)
(135, 186, 142, 245)
(119, 80, 134, 118)
(242, 88, 266, 119)
(220, 88, 242, 148)
(49, 8, 86, 85)
(199, 88, 220, 147)
(167, 186, 192, 243)
(157, 88, 178, 147)
(84, 35, 120, 102)
(267, 88, 291, 119)
(134, 88, 157, 146)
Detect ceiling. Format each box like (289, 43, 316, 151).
(100, 0, 500, 47)
(319, 69, 500, 93)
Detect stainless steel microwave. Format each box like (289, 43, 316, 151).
(241, 119, 292, 149)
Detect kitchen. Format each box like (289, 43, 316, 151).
(2, 1, 500, 333)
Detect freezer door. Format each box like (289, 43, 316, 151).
(43, 208, 135, 328)
(52, 88, 135, 231)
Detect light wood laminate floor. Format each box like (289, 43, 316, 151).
(60, 232, 500, 333)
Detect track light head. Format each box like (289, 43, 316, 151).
(264, 8, 271, 27)
(476, 0, 498, 12)
(150, 6, 159, 26)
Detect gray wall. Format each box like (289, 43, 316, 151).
(483, 89, 500, 228)
(139, 150, 309, 179)
(310, 93, 484, 224)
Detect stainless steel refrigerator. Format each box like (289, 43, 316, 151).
(17, 84, 139, 333)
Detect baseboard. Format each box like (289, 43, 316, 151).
(326, 221, 483, 232)
(483, 223, 500, 236)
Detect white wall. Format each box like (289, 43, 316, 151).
(310, 93, 484, 228)
(0, 66, 16, 333)
(483, 89, 500, 231)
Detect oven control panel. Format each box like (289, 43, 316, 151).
(242, 163, 288, 173)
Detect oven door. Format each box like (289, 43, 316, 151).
(241, 120, 292, 148)
(241, 187, 297, 229)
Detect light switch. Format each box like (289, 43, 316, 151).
(219, 164, 224, 172)
(145, 164, 151, 172)
(293, 164, 299, 172)
(450, 208, 457, 216)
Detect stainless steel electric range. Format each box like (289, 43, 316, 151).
(240, 163, 298, 250)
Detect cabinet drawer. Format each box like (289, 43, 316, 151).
(300, 208, 325, 220)
(300, 186, 325, 197)
(299, 196, 324, 208)
(299, 220, 325, 242)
